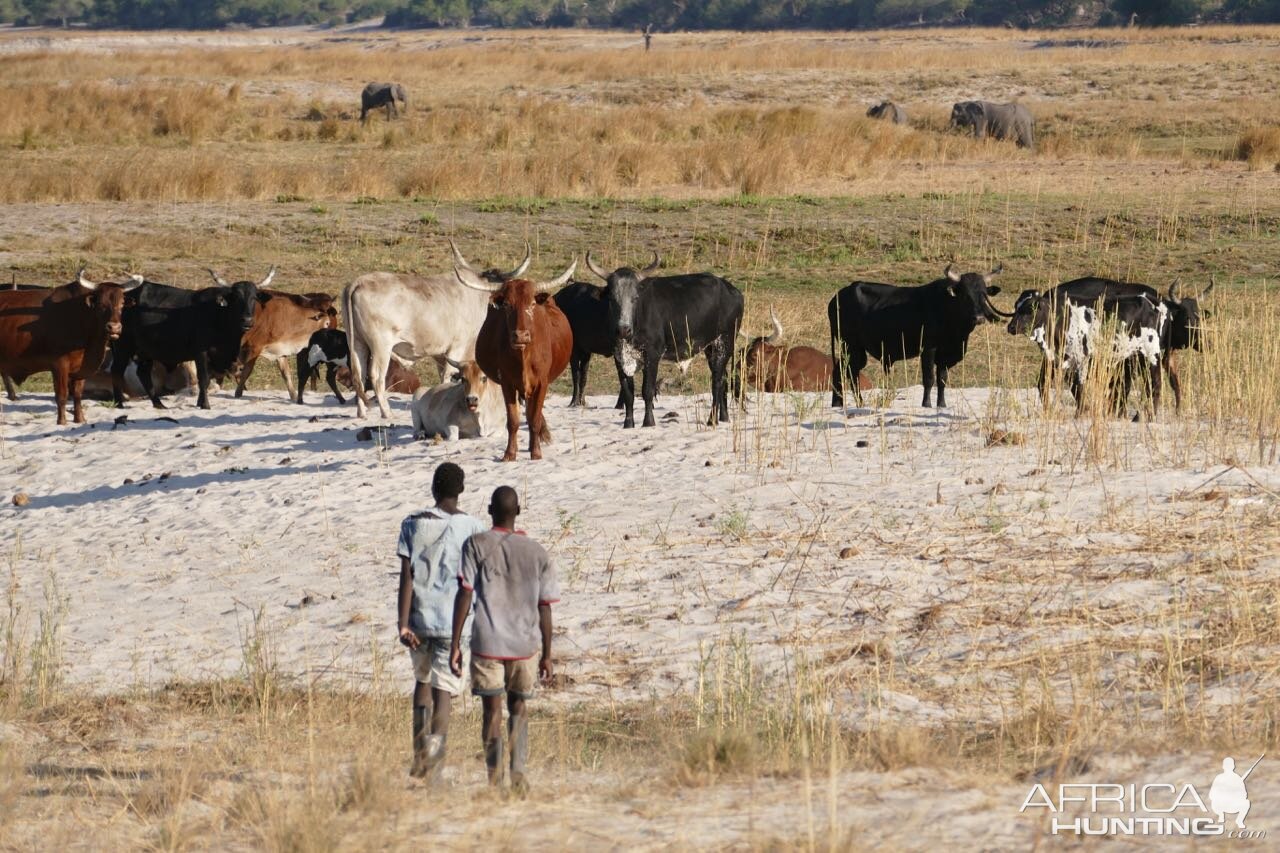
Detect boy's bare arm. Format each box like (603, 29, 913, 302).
(449, 587, 473, 675)
(538, 603, 553, 681)
(397, 557, 418, 649)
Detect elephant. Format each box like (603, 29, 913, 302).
(361, 82, 408, 123)
(950, 101, 1035, 149)
(866, 101, 907, 125)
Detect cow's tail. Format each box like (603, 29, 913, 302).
(342, 282, 370, 415)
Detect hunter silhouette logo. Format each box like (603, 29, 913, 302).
(1020, 753, 1268, 838)
(1210, 755, 1263, 830)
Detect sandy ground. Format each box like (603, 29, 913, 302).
(2, 383, 1278, 847)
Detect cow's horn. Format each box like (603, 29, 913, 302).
(985, 262, 1004, 282)
(642, 250, 661, 275)
(585, 250, 609, 282)
(122, 274, 144, 292)
(538, 258, 577, 293)
(504, 241, 533, 280)
(207, 268, 229, 287)
(1167, 279, 1181, 302)
(449, 239, 474, 272)
(259, 266, 276, 289)
(77, 268, 98, 290)
(454, 265, 503, 293)
(944, 263, 961, 283)
(1201, 276, 1215, 299)
(444, 356, 464, 370)
(765, 306, 783, 345)
(128, 273, 144, 284)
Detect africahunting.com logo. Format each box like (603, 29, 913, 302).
(1019, 755, 1266, 838)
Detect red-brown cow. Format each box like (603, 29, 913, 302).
(0, 270, 140, 424)
(740, 307, 871, 394)
(456, 260, 576, 461)
(207, 269, 339, 399)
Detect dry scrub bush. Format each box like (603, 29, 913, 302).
(1234, 126, 1280, 169)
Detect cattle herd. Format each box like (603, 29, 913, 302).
(0, 239, 1211, 460)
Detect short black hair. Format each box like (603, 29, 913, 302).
(489, 485, 520, 520)
(432, 463, 465, 500)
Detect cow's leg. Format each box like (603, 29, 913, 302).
(705, 340, 729, 426)
(52, 365, 69, 426)
(500, 384, 521, 462)
(2, 374, 16, 402)
(273, 356, 297, 400)
(295, 351, 310, 404)
(369, 348, 394, 420)
(569, 351, 586, 407)
(617, 355, 636, 428)
(349, 336, 373, 418)
(1037, 359, 1050, 408)
(830, 334, 847, 409)
(528, 385, 550, 461)
(640, 356, 659, 428)
(936, 363, 949, 409)
(136, 357, 166, 409)
(234, 352, 257, 399)
(194, 353, 211, 410)
(1164, 352, 1182, 412)
(71, 376, 86, 424)
(326, 366, 347, 404)
(920, 349, 936, 408)
(618, 371, 632, 412)
(110, 342, 132, 408)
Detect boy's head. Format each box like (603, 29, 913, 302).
(432, 463, 465, 502)
(488, 486, 520, 525)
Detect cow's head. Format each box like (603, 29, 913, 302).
(76, 268, 142, 341)
(208, 267, 273, 332)
(739, 305, 785, 387)
(1164, 278, 1212, 352)
(454, 259, 577, 351)
(1006, 289, 1044, 336)
(942, 263, 1009, 324)
(450, 239, 531, 287)
(584, 250, 662, 342)
(444, 357, 492, 413)
(951, 101, 982, 131)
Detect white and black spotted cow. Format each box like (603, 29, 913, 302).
(1010, 289, 1167, 417)
(296, 328, 350, 405)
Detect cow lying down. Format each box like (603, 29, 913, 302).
(411, 359, 504, 441)
(297, 329, 420, 404)
(83, 355, 219, 401)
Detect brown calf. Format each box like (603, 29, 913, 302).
(740, 307, 870, 394)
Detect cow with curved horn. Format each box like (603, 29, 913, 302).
(584, 250, 743, 428)
(457, 259, 576, 461)
(208, 267, 341, 400)
(738, 306, 843, 394)
(829, 263, 1009, 409)
(0, 268, 141, 424)
(1006, 274, 1211, 410)
(342, 240, 531, 420)
(111, 269, 260, 410)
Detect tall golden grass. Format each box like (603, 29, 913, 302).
(3, 27, 1280, 201)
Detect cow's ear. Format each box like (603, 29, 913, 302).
(534, 292, 549, 304)
(1202, 309, 1212, 319)
(986, 285, 1001, 296)
(946, 285, 958, 297)
(84, 294, 95, 308)
(217, 295, 229, 308)
(256, 292, 273, 305)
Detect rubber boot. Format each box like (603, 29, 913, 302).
(484, 735, 504, 786)
(410, 706, 429, 778)
(509, 710, 529, 796)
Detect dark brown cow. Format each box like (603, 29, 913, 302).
(456, 260, 576, 461)
(207, 269, 339, 399)
(0, 271, 139, 424)
(334, 360, 421, 397)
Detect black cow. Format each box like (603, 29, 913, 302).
(111, 273, 263, 410)
(1007, 276, 1211, 410)
(296, 328, 349, 405)
(1011, 289, 1166, 417)
(828, 264, 1008, 409)
(584, 252, 743, 428)
(553, 281, 628, 409)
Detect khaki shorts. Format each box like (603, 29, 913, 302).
(409, 636, 468, 697)
(471, 655, 538, 699)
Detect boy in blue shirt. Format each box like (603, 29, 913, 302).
(396, 462, 487, 780)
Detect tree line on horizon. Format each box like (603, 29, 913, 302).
(3, 1, 1280, 32)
